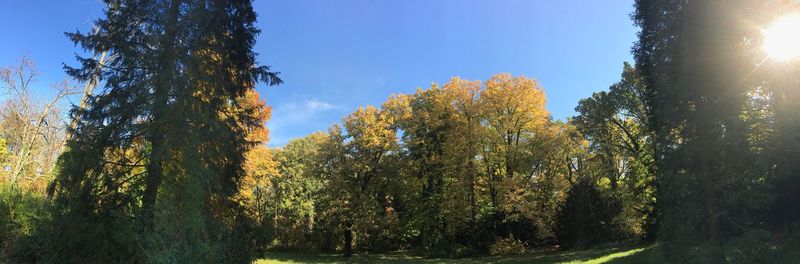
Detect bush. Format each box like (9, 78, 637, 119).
(489, 235, 526, 256)
(722, 229, 775, 264)
(0, 184, 50, 262)
(556, 177, 623, 249)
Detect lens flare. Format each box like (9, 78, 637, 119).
(763, 14, 800, 61)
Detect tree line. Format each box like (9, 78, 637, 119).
(239, 68, 655, 257)
(1, 0, 799, 263)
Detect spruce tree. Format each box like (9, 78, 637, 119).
(49, 0, 280, 262)
(634, 0, 776, 262)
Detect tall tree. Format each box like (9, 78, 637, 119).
(441, 78, 484, 243)
(268, 132, 328, 247)
(574, 63, 656, 238)
(50, 0, 280, 262)
(634, 0, 776, 262)
(479, 74, 549, 210)
(390, 85, 455, 252)
(325, 106, 397, 256)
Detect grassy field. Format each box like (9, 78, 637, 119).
(254, 243, 666, 264)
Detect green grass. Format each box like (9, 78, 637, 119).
(254, 243, 666, 264)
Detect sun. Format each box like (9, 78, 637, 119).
(763, 14, 800, 61)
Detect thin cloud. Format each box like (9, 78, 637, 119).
(276, 98, 337, 122)
(304, 99, 336, 112)
(267, 98, 339, 146)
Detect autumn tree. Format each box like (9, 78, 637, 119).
(256, 73, 655, 257)
(479, 74, 549, 210)
(241, 144, 278, 229)
(235, 89, 278, 251)
(0, 137, 7, 169)
(0, 56, 76, 191)
(440, 78, 486, 247)
(386, 85, 458, 253)
(318, 106, 399, 256)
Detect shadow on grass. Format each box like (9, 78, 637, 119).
(602, 244, 666, 264)
(255, 243, 663, 264)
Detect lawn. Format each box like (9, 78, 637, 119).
(254, 243, 666, 264)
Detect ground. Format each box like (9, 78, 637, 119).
(254, 243, 666, 264)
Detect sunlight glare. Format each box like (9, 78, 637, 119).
(763, 14, 800, 61)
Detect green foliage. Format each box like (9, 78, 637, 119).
(258, 133, 328, 249)
(37, 207, 138, 263)
(721, 229, 775, 264)
(632, 0, 800, 262)
(573, 63, 655, 240)
(0, 184, 50, 262)
(44, 0, 281, 262)
(556, 178, 623, 249)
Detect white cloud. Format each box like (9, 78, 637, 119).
(305, 99, 335, 112)
(267, 98, 339, 146)
(275, 98, 337, 122)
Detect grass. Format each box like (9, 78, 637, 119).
(254, 243, 666, 264)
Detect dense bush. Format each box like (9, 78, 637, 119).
(721, 229, 775, 264)
(556, 178, 623, 249)
(489, 235, 527, 256)
(0, 184, 50, 262)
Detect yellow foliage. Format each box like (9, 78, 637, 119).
(343, 105, 397, 151)
(481, 73, 550, 134)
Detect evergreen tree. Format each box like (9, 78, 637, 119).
(49, 0, 280, 262)
(634, 0, 777, 262)
(556, 177, 622, 249)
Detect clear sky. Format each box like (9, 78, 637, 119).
(0, 0, 638, 146)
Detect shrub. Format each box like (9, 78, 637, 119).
(0, 184, 50, 262)
(489, 235, 526, 256)
(556, 177, 623, 249)
(722, 229, 775, 264)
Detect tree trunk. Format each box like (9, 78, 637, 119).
(343, 220, 353, 257)
(467, 159, 478, 230)
(142, 0, 181, 226)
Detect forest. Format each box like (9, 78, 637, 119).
(1, 0, 799, 263)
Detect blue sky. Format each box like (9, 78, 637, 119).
(0, 0, 638, 146)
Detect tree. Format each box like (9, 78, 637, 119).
(320, 106, 398, 257)
(633, 0, 778, 262)
(506, 121, 582, 244)
(573, 63, 656, 239)
(388, 85, 456, 253)
(252, 73, 659, 257)
(0, 56, 76, 191)
(440, 78, 486, 249)
(556, 176, 622, 249)
(236, 89, 278, 250)
(241, 144, 278, 228)
(479, 73, 549, 210)
(0, 137, 7, 169)
(267, 132, 328, 248)
(49, 0, 281, 262)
